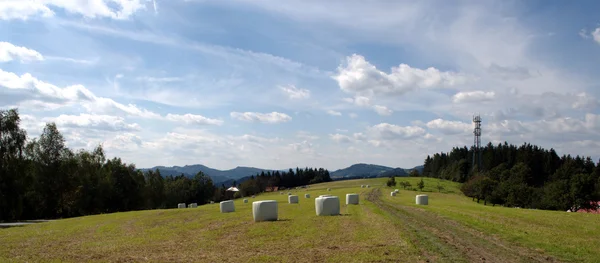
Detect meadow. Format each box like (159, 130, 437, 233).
(1, 177, 598, 263)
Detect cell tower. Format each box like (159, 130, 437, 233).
(473, 114, 482, 171)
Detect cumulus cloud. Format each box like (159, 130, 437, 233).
(230, 111, 292, 123)
(426, 119, 471, 135)
(288, 140, 315, 154)
(373, 105, 393, 116)
(348, 113, 358, 119)
(333, 54, 468, 97)
(368, 123, 426, 140)
(279, 84, 310, 99)
(593, 28, 600, 44)
(0, 42, 44, 63)
(53, 114, 141, 132)
(326, 110, 342, 116)
(0, 0, 149, 20)
(296, 131, 319, 140)
(165, 113, 223, 126)
(0, 69, 162, 118)
(330, 133, 352, 143)
(452, 91, 495, 103)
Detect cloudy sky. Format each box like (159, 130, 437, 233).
(1, 0, 600, 170)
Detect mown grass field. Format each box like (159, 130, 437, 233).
(1, 177, 599, 263)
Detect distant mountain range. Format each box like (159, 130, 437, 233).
(139, 163, 424, 185)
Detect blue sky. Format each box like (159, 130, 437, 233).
(1, 0, 600, 170)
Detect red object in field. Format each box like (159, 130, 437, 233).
(576, 201, 600, 214)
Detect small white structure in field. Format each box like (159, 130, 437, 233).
(346, 194, 359, 205)
(327, 188, 331, 191)
(305, 194, 310, 198)
(178, 203, 186, 208)
(280, 192, 284, 195)
(243, 199, 248, 203)
(252, 200, 278, 222)
(366, 185, 370, 188)
(416, 195, 428, 205)
(361, 185, 365, 188)
(210, 201, 214, 204)
(252, 195, 255, 198)
(390, 191, 397, 197)
(288, 192, 292, 195)
(189, 203, 198, 208)
(288, 195, 299, 204)
(394, 189, 399, 193)
(220, 200, 235, 213)
(315, 196, 340, 216)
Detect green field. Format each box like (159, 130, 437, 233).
(1, 177, 598, 263)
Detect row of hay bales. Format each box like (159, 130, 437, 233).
(214, 193, 361, 222)
(390, 189, 429, 205)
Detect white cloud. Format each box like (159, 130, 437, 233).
(593, 28, 600, 45)
(330, 133, 352, 143)
(326, 110, 342, 116)
(348, 113, 358, 119)
(333, 54, 468, 97)
(0, 42, 44, 63)
(353, 96, 371, 107)
(373, 105, 393, 116)
(279, 84, 310, 99)
(452, 91, 495, 103)
(487, 63, 531, 80)
(296, 131, 319, 140)
(287, 140, 315, 154)
(426, 119, 471, 135)
(0, 69, 161, 119)
(165, 113, 223, 126)
(0, 0, 149, 20)
(52, 114, 141, 132)
(0, 1, 54, 20)
(368, 123, 426, 140)
(230, 111, 292, 124)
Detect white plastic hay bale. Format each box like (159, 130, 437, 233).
(210, 201, 214, 204)
(327, 188, 331, 191)
(315, 196, 340, 216)
(394, 189, 399, 193)
(252, 195, 255, 198)
(288, 195, 299, 204)
(366, 185, 370, 188)
(178, 203, 186, 208)
(346, 194, 359, 205)
(416, 194, 429, 205)
(390, 191, 397, 197)
(189, 203, 198, 208)
(252, 200, 278, 222)
(288, 192, 292, 195)
(243, 199, 248, 203)
(361, 185, 365, 188)
(220, 200, 235, 213)
(305, 194, 310, 198)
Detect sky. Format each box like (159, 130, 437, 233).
(1, 0, 600, 171)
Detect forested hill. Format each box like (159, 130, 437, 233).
(139, 165, 280, 184)
(422, 142, 600, 212)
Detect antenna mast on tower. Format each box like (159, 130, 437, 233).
(473, 114, 482, 171)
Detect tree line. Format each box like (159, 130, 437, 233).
(236, 168, 332, 197)
(0, 108, 331, 221)
(421, 142, 600, 212)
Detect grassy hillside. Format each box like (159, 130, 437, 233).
(1, 178, 598, 263)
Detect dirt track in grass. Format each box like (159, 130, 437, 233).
(366, 188, 560, 263)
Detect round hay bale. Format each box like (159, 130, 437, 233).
(390, 191, 397, 197)
(288, 195, 299, 204)
(189, 203, 198, 208)
(416, 194, 428, 205)
(243, 199, 248, 203)
(305, 194, 310, 198)
(210, 201, 214, 204)
(252, 195, 256, 198)
(327, 188, 331, 191)
(178, 203, 186, 209)
(366, 185, 370, 188)
(394, 189, 399, 193)
(252, 200, 278, 222)
(288, 192, 292, 195)
(315, 196, 340, 216)
(220, 200, 235, 213)
(346, 194, 359, 205)
(361, 185, 365, 188)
